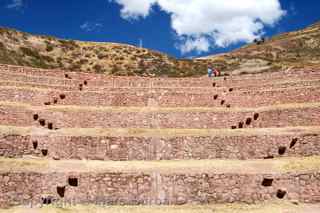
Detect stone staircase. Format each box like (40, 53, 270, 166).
(0, 64, 320, 212)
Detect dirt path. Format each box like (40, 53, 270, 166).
(1, 125, 320, 137)
(1, 201, 320, 213)
(0, 156, 319, 174)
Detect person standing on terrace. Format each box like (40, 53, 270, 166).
(207, 66, 213, 78)
(213, 67, 221, 77)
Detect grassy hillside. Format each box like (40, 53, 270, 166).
(0, 21, 319, 77)
(0, 27, 206, 77)
(198, 22, 320, 75)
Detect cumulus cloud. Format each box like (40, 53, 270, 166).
(80, 22, 103, 32)
(178, 37, 210, 54)
(110, 0, 157, 19)
(6, 0, 24, 10)
(110, 0, 286, 54)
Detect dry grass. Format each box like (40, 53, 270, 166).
(202, 22, 320, 74)
(0, 125, 319, 138)
(0, 156, 319, 174)
(0, 27, 210, 77)
(1, 201, 320, 213)
(1, 21, 320, 77)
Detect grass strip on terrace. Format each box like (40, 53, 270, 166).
(0, 156, 319, 174)
(1, 101, 320, 113)
(1, 201, 320, 213)
(0, 125, 319, 138)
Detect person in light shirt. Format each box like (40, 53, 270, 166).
(207, 65, 213, 78)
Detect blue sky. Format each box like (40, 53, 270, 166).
(0, 0, 319, 58)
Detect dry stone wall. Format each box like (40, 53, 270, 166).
(1, 64, 320, 89)
(1, 73, 320, 94)
(1, 133, 319, 160)
(0, 63, 320, 208)
(0, 86, 319, 108)
(0, 76, 320, 94)
(1, 105, 320, 129)
(1, 63, 320, 80)
(1, 171, 320, 208)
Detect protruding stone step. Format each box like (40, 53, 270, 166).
(0, 126, 319, 160)
(0, 157, 320, 207)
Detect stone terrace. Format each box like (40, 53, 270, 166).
(0, 64, 320, 211)
(1, 102, 320, 129)
(1, 126, 319, 161)
(0, 86, 319, 107)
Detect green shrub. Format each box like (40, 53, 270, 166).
(93, 64, 104, 73)
(20, 47, 41, 58)
(79, 59, 88, 64)
(41, 55, 55, 63)
(59, 39, 79, 50)
(97, 54, 107, 59)
(46, 44, 54, 52)
(70, 63, 81, 71)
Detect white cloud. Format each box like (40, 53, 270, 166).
(179, 37, 210, 54)
(80, 22, 103, 32)
(6, 0, 23, 10)
(110, 0, 157, 20)
(110, 0, 286, 54)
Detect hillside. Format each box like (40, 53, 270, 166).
(0, 27, 206, 77)
(199, 21, 320, 75)
(0, 21, 319, 77)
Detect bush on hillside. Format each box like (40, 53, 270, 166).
(20, 47, 41, 58)
(93, 64, 104, 73)
(46, 44, 54, 52)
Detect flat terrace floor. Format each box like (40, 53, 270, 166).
(0, 156, 320, 174)
(1, 125, 319, 138)
(2, 101, 320, 113)
(1, 201, 320, 213)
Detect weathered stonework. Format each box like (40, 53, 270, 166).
(1, 104, 319, 129)
(1, 64, 319, 88)
(1, 171, 320, 208)
(0, 63, 320, 208)
(1, 70, 320, 91)
(0, 86, 319, 108)
(1, 132, 319, 160)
